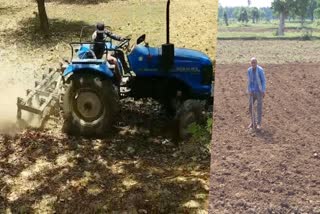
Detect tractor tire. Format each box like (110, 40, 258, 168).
(62, 74, 119, 137)
(174, 99, 205, 140)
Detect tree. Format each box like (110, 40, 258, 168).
(251, 7, 260, 23)
(223, 11, 229, 26)
(292, 0, 311, 26)
(315, 8, 320, 19)
(307, 0, 318, 21)
(233, 7, 242, 20)
(259, 9, 266, 21)
(238, 7, 249, 23)
(260, 7, 273, 21)
(272, 0, 295, 36)
(218, 4, 224, 21)
(315, 0, 320, 18)
(35, 0, 49, 35)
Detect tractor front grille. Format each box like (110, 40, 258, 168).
(201, 64, 213, 85)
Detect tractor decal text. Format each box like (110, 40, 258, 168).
(176, 67, 200, 73)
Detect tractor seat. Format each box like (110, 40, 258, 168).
(72, 59, 105, 65)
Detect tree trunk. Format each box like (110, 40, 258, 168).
(278, 11, 285, 36)
(301, 16, 305, 27)
(36, 0, 49, 35)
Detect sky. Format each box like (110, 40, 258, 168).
(219, 0, 273, 8)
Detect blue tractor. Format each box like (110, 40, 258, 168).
(60, 0, 214, 138)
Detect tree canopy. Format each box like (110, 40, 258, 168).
(272, 0, 316, 35)
(218, 6, 273, 23)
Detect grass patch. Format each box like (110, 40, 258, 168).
(216, 40, 320, 64)
(218, 21, 320, 40)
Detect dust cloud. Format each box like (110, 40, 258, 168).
(0, 87, 24, 135)
(0, 62, 32, 135)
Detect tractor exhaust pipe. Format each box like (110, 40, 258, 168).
(162, 0, 174, 70)
(166, 0, 170, 44)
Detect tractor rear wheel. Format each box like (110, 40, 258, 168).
(62, 74, 119, 137)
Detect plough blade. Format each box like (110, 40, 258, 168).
(16, 68, 63, 127)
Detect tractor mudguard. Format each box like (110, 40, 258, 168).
(63, 61, 114, 82)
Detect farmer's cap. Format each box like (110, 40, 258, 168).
(96, 23, 105, 32)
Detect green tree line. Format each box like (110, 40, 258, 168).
(219, 0, 320, 35)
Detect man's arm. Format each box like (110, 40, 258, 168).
(259, 68, 266, 93)
(247, 68, 252, 94)
(92, 31, 97, 41)
(105, 29, 124, 41)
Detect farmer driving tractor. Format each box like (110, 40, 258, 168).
(92, 22, 130, 86)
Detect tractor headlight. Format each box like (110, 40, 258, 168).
(201, 64, 213, 85)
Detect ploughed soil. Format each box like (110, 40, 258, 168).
(209, 63, 320, 213)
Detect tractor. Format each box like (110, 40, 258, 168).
(17, 0, 214, 139)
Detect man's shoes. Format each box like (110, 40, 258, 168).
(248, 123, 253, 129)
(256, 125, 262, 130)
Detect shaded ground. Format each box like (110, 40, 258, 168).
(209, 63, 320, 213)
(0, 0, 217, 212)
(1, 99, 211, 213)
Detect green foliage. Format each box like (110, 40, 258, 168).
(239, 7, 249, 23)
(187, 118, 213, 145)
(223, 11, 229, 26)
(219, 6, 272, 23)
(250, 7, 260, 23)
(315, 8, 320, 18)
(307, 0, 318, 20)
(218, 4, 224, 20)
(272, 0, 295, 16)
(301, 29, 313, 40)
(272, 0, 313, 35)
(232, 7, 242, 20)
(272, 0, 313, 20)
(293, 0, 312, 23)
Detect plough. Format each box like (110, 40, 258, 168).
(16, 66, 64, 127)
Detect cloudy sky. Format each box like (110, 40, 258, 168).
(219, 0, 273, 8)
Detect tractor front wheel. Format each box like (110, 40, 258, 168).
(174, 99, 205, 140)
(62, 74, 119, 137)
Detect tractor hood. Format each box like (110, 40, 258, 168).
(128, 45, 213, 71)
(174, 48, 211, 63)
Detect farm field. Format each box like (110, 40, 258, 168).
(209, 40, 320, 212)
(218, 22, 320, 39)
(216, 40, 320, 64)
(0, 0, 218, 212)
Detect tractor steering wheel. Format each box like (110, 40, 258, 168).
(115, 35, 132, 49)
(116, 39, 130, 50)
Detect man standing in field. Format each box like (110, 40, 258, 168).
(247, 57, 266, 130)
